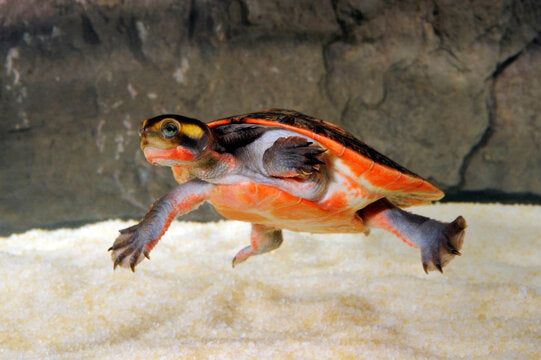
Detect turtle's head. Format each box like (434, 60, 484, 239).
(139, 114, 212, 166)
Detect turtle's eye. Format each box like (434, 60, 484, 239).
(161, 121, 179, 138)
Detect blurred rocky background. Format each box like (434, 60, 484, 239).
(0, 0, 540, 235)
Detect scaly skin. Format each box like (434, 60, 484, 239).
(360, 199, 466, 273)
(109, 110, 466, 274)
(109, 181, 212, 271)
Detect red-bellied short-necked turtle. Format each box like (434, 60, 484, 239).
(109, 109, 466, 274)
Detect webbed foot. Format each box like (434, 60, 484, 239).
(107, 181, 212, 272)
(109, 224, 153, 272)
(419, 216, 466, 274)
(263, 136, 325, 178)
(361, 199, 467, 274)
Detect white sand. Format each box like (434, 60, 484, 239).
(0, 203, 540, 359)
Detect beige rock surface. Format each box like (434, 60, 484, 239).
(0, 203, 539, 359)
(465, 45, 541, 194)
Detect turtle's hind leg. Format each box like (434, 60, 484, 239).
(359, 200, 466, 274)
(232, 224, 283, 267)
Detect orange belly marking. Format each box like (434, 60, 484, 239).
(320, 191, 348, 210)
(209, 183, 365, 233)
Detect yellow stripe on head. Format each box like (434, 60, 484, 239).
(181, 123, 204, 139)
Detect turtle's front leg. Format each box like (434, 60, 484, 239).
(232, 224, 283, 267)
(263, 136, 325, 178)
(109, 181, 213, 271)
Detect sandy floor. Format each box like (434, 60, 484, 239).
(0, 203, 540, 359)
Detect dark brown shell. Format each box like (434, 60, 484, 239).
(208, 109, 444, 206)
(222, 109, 417, 176)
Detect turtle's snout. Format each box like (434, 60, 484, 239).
(139, 121, 150, 151)
(139, 119, 150, 137)
(139, 119, 159, 151)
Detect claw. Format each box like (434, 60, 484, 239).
(113, 248, 130, 270)
(422, 263, 429, 275)
(445, 243, 461, 256)
(129, 250, 140, 272)
(108, 235, 133, 252)
(231, 245, 253, 268)
(435, 263, 443, 273)
(143, 249, 150, 260)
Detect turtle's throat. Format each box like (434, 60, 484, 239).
(189, 150, 237, 181)
(143, 141, 236, 181)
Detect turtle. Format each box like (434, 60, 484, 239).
(109, 109, 466, 274)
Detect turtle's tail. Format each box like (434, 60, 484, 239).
(360, 200, 467, 274)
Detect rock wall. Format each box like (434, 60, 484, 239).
(1, 0, 540, 234)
